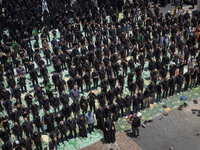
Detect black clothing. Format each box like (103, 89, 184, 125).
(67, 119, 77, 138)
(77, 118, 87, 138)
(103, 119, 116, 144)
(44, 113, 55, 132)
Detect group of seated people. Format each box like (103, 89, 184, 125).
(0, 0, 200, 149)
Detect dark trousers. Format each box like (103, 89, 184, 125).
(16, 133, 22, 140)
(73, 111, 80, 119)
(54, 107, 60, 113)
(190, 79, 196, 87)
(16, 97, 22, 104)
(25, 131, 33, 138)
(54, 83, 58, 91)
(3, 123, 10, 132)
(130, 91, 135, 97)
(35, 142, 42, 150)
(125, 107, 131, 116)
(89, 104, 95, 112)
(78, 85, 83, 93)
(163, 89, 168, 98)
(46, 58, 52, 66)
(140, 102, 144, 110)
(196, 77, 200, 86)
(93, 79, 98, 89)
(24, 65, 28, 73)
(20, 84, 27, 93)
(120, 107, 124, 117)
(184, 82, 189, 90)
(61, 62, 66, 70)
(32, 78, 38, 87)
(88, 123, 94, 133)
(37, 126, 45, 133)
(69, 128, 77, 138)
(123, 69, 128, 77)
(177, 84, 182, 93)
(169, 87, 175, 96)
(156, 94, 161, 102)
(151, 93, 155, 103)
(112, 113, 120, 121)
(61, 132, 67, 142)
(82, 109, 87, 116)
(145, 97, 150, 108)
(132, 126, 139, 137)
(86, 83, 91, 92)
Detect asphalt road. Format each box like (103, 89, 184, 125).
(149, 2, 197, 14)
(126, 99, 200, 150)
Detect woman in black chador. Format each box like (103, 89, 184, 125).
(103, 119, 116, 143)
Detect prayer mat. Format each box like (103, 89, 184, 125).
(164, 107, 171, 112)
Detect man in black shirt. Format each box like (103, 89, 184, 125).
(101, 78, 108, 94)
(58, 121, 67, 143)
(128, 80, 136, 96)
(116, 94, 124, 117)
(156, 83, 162, 102)
(67, 117, 77, 138)
(96, 106, 104, 130)
(0, 115, 10, 132)
(0, 128, 10, 143)
(18, 75, 27, 93)
(148, 58, 157, 72)
(44, 111, 55, 132)
(129, 113, 141, 138)
(137, 90, 144, 110)
(77, 115, 87, 138)
(60, 91, 69, 105)
(34, 116, 44, 133)
(22, 117, 33, 137)
(32, 131, 42, 150)
(30, 69, 38, 87)
(52, 73, 60, 91)
(50, 94, 60, 113)
(92, 69, 99, 89)
(162, 77, 169, 99)
(30, 103, 39, 119)
(83, 73, 91, 92)
(169, 76, 176, 96)
(118, 73, 125, 90)
(109, 76, 116, 90)
(1, 141, 12, 150)
(7, 75, 16, 97)
(57, 79, 66, 97)
(12, 122, 22, 140)
(76, 75, 83, 93)
(71, 100, 80, 119)
(123, 95, 131, 116)
(176, 74, 184, 94)
(13, 86, 22, 104)
(54, 60, 62, 79)
(21, 136, 32, 150)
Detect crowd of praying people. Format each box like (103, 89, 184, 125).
(0, 0, 200, 149)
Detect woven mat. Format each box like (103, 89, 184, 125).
(164, 107, 171, 112)
(81, 131, 141, 150)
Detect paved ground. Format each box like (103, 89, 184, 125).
(127, 99, 200, 150)
(158, 3, 197, 14)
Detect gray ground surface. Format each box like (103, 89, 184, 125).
(150, 2, 197, 14)
(126, 99, 200, 150)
